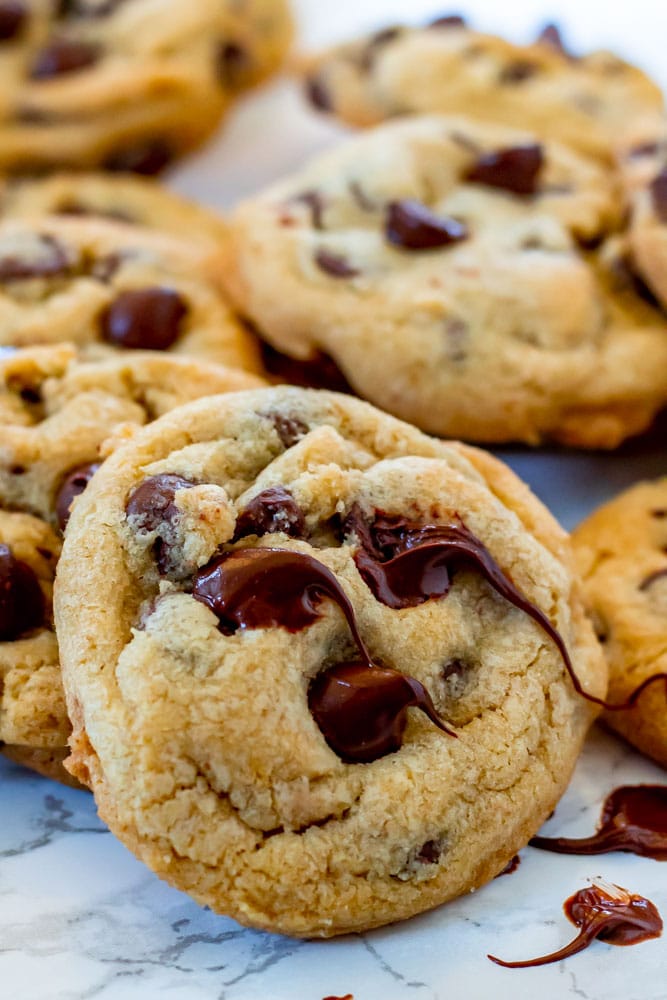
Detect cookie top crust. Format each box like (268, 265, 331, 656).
(0, 172, 229, 250)
(573, 479, 667, 768)
(303, 18, 663, 160)
(0, 213, 262, 371)
(56, 385, 605, 936)
(221, 115, 667, 448)
(0, 345, 263, 765)
(0, 0, 293, 173)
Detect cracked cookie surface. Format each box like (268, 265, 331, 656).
(0, 344, 264, 782)
(56, 386, 605, 936)
(0, 0, 292, 174)
(0, 213, 262, 371)
(303, 17, 662, 160)
(573, 479, 667, 769)
(222, 115, 667, 447)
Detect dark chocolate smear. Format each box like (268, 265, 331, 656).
(0, 1, 26, 41)
(0, 543, 44, 641)
(315, 249, 359, 278)
(30, 38, 100, 79)
(530, 785, 667, 860)
(100, 288, 188, 351)
(233, 487, 306, 541)
(650, 167, 667, 223)
(126, 474, 196, 573)
(489, 881, 663, 968)
(55, 461, 101, 531)
(385, 200, 468, 250)
(465, 144, 544, 196)
(192, 546, 455, 761)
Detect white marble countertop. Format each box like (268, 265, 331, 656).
(1, 2, 666, 998)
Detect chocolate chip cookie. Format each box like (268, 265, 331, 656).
(0, 344, 264, 784)
(303, 17, 662, 161)
(221, 115, 667, 448)
(0, 172, 228, 250)
(56, 386, 606, 935)
(0, 214, 261, 371)
(0, 0, 293, 174)
(573, 479, 667, 769)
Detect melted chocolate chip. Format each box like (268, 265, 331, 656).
(530, 785, 667, 860)
(414, 838, 445, 864)
(233, 487, 306, 541)
(126, 474, 196, 573)
(385, 200, 468, 250)
(265, 411, 309, 448)
(465, 144, 544, 196)
(315, 249, 359, 278)
(0, 235, 72, 282)
(309, 662, 453, 763)
(55, 462, 101, 531)
(497, 854, 521, 877)
(428, 14, 466, 28)
(103, 138, 174, 176)
(192, 546, 456, 761)
(640, 568, 667, 591)
(100, 288, 188, 351)
(217, 41, 250, 89)
(306, 74, 332, 112)
(499, 60, 539, 83)
(29, 38, 100, 79)
(489, 881, 663, 968)
(0, 1, 26, 41)
(0, 543, 44, 641)
(259, 342, 353, 394)
(628, 141, 660, 159)
(650, 168, 667, 223)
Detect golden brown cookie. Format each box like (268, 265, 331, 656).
(573, 479, 667, 769)
(56, 386, 605, 935)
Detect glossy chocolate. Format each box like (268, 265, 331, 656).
(530, 785, 667, 860)
(489, 880, 663, 968)
(192, 546, 455, 761)
(315, 249, 359, 278)
(0, 543, 44, 641)
(385, 200, 468, 250)
(55, 461, 101, 531)
(30, 38, 100, 78)
(126, 474, 196, 572)
(101, 288, 188, 350)
(465, 145, 544, 196)
(497, 854, 521, 877)
(233, 487, 306, 541)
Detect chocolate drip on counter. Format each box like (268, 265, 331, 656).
(344, 507, 667, 713)
(192, 547, 455, 761)
(489, 880, 663, 968)
(530, 785, 667, 860)
(496, 854, 521, 877)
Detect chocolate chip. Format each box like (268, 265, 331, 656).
(315, 249, 359, 278)
(0, 543, 44, 641)
(265, 411, 308, 448)
(368, 26, 402, 47)
(442, 658, 467, 681)
(103, 138, 174, 176)
(56, 0, 125, 17)
(628, 141, 660, 159)
(427, 14, 466, 28)
(29, 38, 101, 79)
(56, 200, 134, 224)
(349, 180, 376, 212)
(385, 200, 468, 250)
(305, 74, 332, 112)
(0, 1, 26, 41)
(217, 41, 250, 89)
(652, 509, 667, 519)
(233, 487, 306, 541)
(19, 386, 41, 404)
(308, 662, 453, 763)
(465, 144, 544, 196)
(90, 252, 123, 283)
(499, 60, 539, 83)
(650, 168, 667, 223)
(259, 342, 353, 394)
(536, 23, 569, 55)
(414, 839, 444, 864)
(639, 568, 667, 591)
(292, 190, 326, 230)
(55, 462, 101, 531)
(0, 235, 73, 283)
(100, 288, 188, 351)
(126, 474, 196, 573)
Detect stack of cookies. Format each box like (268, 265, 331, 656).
(1, 5, 665, 944)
